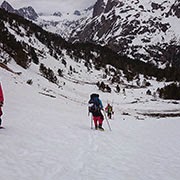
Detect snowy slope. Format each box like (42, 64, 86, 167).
(0, 59, 180, 180)
(0, 3, 180, 179)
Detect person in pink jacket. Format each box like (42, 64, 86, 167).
(0, 83, 4, 127)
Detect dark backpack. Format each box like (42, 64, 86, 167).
(88, 93, 101, 113)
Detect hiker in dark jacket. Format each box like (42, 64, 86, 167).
(88, 93, 104, 130)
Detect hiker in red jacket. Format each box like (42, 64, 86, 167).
(0, 83, 4, 127)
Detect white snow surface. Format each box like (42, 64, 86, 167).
(0, 61, 180, 180)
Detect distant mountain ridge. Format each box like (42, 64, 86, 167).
(0, 1, 93, 41)
(0, 0, 15, 13)
(0, 0, 38, 20)
(36, 6, 94, 41)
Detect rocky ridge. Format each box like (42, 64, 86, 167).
(0, 0, 38, 20)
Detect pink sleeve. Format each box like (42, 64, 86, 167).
(0, 84, 4, 102)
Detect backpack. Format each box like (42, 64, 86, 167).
(88, 93, 101, 113)
(108, 105, 112, 113)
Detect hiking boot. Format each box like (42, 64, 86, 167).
(98, 127, 104, 131)
(98, 125, 104, 131)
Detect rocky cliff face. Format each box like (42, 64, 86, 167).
(0, 0, 17, 13)
(0, 1, 38, 20)
(167, 0, 180, 18)
(18, 6, 38, 20)
(70, 0, 180, 68)
(93, 0, 106, 17)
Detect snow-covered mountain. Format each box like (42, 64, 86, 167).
(1, 0, 179, 68)
(0, 1, 93, 41)
(0, 0, 38, 20)
(0, 0, 15, 13)
(1, 6, 180, 88)
(69, 0, 180, 67)
(0, 7, 139, 93)
(18, 6, 38, 21)
(37, 6, 93, 41)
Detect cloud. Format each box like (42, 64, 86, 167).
(0, 0, 96, 13)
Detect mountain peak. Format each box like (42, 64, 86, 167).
(0, 1, 38, 20)
(18, 6, 38, 20)
(53, 11, 62, 17)
(0, 0, 15, 13)
(74, 10, 81, 16)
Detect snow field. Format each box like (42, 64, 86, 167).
(0, 67, 180, 180)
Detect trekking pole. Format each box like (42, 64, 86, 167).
(90, 114, 93, 129)
(112, 100, 114, 120)
(102, 110, 112, 131)
(88, 108, 93, 129)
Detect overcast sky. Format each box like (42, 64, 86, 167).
(0, 0, 97, 13)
